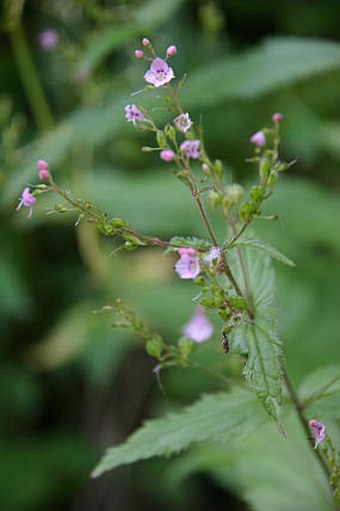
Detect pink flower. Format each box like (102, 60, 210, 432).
(174, 113, 192, 133)
(250, 131, 266, 147)
(309, 419, 326, 449)
(38, 160, 50, 180)
(205, 246, 221, 265)
(183, 308, 213, 343)
(125, 104, 146, 125)
(142, 38, 150, 47)
(144, 58, 174, 87)
(16, 187, 37, 217)
(175, 251, 200, 279)
(39, 29, 59, 51)
(180, 140, 200, 159)
(167, 45, 177, 57)
(160, 150, 175, 162)
(135, 50, 144, 59)
(272, 112, 283, 123)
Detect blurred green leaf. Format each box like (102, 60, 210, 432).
(183, 37, 340, 107)
(231, 238, 295, 267)
(91, 387, 266, 477)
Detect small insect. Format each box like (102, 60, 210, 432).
(221, 332, 229, 354)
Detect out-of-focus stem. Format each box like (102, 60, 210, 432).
(10, 23, 54, 133)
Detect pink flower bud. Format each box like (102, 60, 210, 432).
(272, 112, 283, 123)
(37, 160, 50, 180)
(135, 49, 144, 59)
(178, 247, 196, 256)
(38, 160, 49, 170)
(167, 45, 177, 57)
(160, 150, 175, 162)
(250, 131, 266, 147)
(142, 38, 150, 47)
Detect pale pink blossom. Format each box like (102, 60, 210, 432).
(174, 113, 192, 133)
(144, 58, 174, 87)
(205, 246, 221, 265)
(160, 150, 175, 162)
(135, 50, 144, 59)
(309, 419, 326, 449)
(250, 131, 266, 147)
(16, 187, 37, 217)
(125, 104, 146, 125)
(180, 140, 200, 159)
(175, 252, 200, 279)
(183, 308, 213, 343)
(167, 45, 177, 57)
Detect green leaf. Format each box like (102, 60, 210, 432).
(298, 366, 340, 420)
(230, 249, 284, 420)
(91, 387, 266, 477)
(183, 37, 340, 107)
(231, 238, 296, 267)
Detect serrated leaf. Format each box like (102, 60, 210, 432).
(91, 387, 266, 477)
(229, 249, 284, 420)
(231, 238, 295, 267)
(167, 236, 211, 253)
(183, 37, 340, 107)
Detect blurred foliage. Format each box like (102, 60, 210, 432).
(1, 0, 340, 510)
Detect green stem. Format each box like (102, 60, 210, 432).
(10, 22, 54, 133)
(282, 365, 334, 488)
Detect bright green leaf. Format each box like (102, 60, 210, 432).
(91, 387, 266, 477)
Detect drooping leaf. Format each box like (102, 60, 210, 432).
(230, 238, 295, 267)
(229, 249, 284, 420)
(183, 37, 340, 107)
(91, 386, 266, 477)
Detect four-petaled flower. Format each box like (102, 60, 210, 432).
(125, 105, 146, 125)
(183, 307, 213, 343)
(16, 187, 37, 218)
(144, 58, 174, 88)
(180, 139, 200, 159)
(174, 113, 192, 133)
(309, 419, 326, 449)
(175, 248, 200, 279)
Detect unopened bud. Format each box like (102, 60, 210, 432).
(166, 45, 177, 57)
(142, 38, 150, 46)
(37, 160, 50, 180)
(135, 49, 144, 59)
(272, 112, 283, 123)
(160, 150, 175, 162)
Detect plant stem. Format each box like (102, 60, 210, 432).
(281, 365, 334, 485)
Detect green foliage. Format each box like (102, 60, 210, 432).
(183, 37, 340, 107)
(91, 387, 267, 477)
(299, 366, 340, 420)
(230, 249, 284, 420)
(230, 238, 296, 267)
